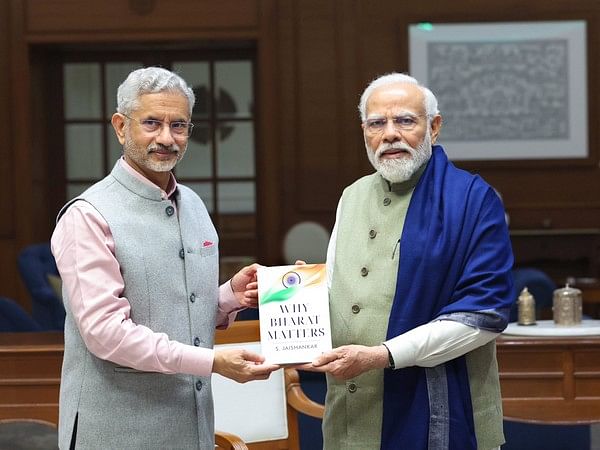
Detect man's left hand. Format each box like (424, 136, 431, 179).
(304, 344, 389, 380)
(230, 263, 262, 308)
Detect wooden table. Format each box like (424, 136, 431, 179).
(497, 333, 600, 424)
(0, 332, 63, 425)
(3, 331, 600, 427)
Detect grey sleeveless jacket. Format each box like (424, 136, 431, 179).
(57, 161, 219, 449)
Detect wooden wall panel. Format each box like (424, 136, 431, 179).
(5, 0, 33, 309)
(0, 0, 13, 239)
(511, 229, 600, 281)
(272, 0, 298, 259)
(508, 205, 600, 230)
(335, 0, 365, 190)
(277, 0, 363, 235)
(274, 0, 363, 251)
(25, 0, 258, 36)
(292, 1, 340, 213)
(0, 240, 20, 303)
(256, 0, 283, 265)
(29, 50, 64, 241)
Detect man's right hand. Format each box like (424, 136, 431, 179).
(212, 348, 279, 383)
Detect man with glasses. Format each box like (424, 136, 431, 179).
(305, 73, 514, 450)
(51, 67, 278, 449)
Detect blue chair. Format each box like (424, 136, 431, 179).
(17, 243, 65, 330)
(0, 297, 42, 332)
(510, 267, 557, 322)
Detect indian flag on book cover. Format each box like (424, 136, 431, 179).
(258, 264, 332, 364)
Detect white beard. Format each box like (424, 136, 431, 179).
(124, 138, 186, 173)
(365, 130, 432, 183)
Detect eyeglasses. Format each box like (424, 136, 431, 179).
(364, 115, 426, 134)
(122, 114, 194, 137)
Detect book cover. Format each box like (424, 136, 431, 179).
(258, 264, 332, 364)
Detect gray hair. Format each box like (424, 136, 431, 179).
(116, 67, 195, 116)
(358, 73, 439, 121)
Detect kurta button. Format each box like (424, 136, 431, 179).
(165, 205, 175, 217)
(351, 304, 360, 314)
(369, 229, 377, 239)
(179, 248, 185, 259)
(347, 383, 357, 393)
(383, 197, 391, 206)
(360, 267, 369, 277)
(195, 380, 203, 391)
(189, 293, 196, 303)
(193, 337, 200, 346)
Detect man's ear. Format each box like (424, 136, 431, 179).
(111, 113, 127, 145)
(430, 115, 442, 144)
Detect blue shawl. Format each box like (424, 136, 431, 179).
(381, 145, 514, 450)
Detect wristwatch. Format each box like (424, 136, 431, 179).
(382, 343, 395, 370)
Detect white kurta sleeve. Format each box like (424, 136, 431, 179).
(384, 319, 499, 369)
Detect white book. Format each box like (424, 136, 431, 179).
(258, 264, 332, 364)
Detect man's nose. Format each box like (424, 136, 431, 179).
(382, 120, 402, 143)
(155, 123, 176, 145)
